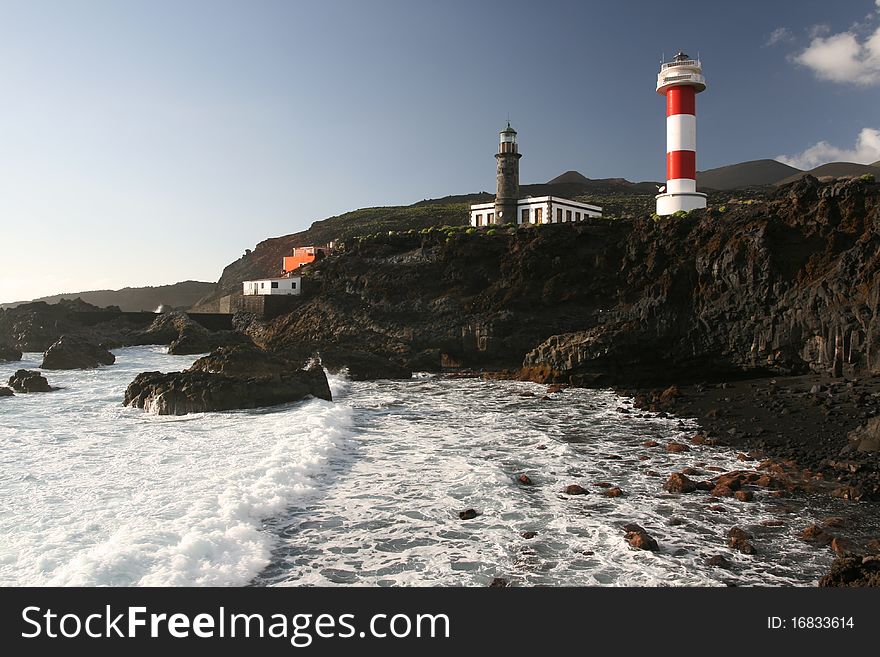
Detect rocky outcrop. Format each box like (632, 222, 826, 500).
(0, 344, 22, 362)
(123, 364, 331, 415)
(226, 177, 880, 387)
(320, 349, 412, 381)
(8, 369, 52, 393)
(134, 311, 248, 355)
(520, 176, 880, 384)
(819, 555, 880, 587)
(124, 345, 331, 415)
(187, 343, 303, 378)
(0, 386, 13, 397)
(0, 298, 135, 352)
(40, 335, 115, 369)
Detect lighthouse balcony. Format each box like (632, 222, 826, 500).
(656, 71, 706, 93)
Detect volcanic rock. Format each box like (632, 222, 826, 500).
(459, 509, 479, 521)
(846, 417, 880, 453)
(728, 527, 757, 555)
(625, 528, 659, 551)
(0, 344, 22, 362)
(123, 363, 331, 415)
(320, 349, 411, 381)
(135, 311, 247, 355)
(706, 555, 732, 569)
(564, 484, 587, 495)
(664, 472, 698, 494)
(819, 555, 880, 587)
(8, 369, 52, 393)
(0, 386, 13, 397)
(40, 335, 115, 370)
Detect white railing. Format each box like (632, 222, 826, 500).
(661, 59, 700, 70)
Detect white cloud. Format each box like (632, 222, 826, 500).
(765, 27, 793, 47)
(807, 23, 831, 39)
(794, 22, 880, 85)
(776, 127, 880, 169)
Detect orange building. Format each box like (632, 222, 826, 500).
(282, 245, 332, 274)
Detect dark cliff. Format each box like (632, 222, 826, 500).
(240, 176, 880, 385)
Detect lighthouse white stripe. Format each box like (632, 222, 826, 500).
(666, 114, 696, 153)
(665, 178, 697, 194)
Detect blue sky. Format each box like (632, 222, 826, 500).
(1, 0, 879, 302)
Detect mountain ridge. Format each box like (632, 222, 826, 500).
(2, 280, 215, 311)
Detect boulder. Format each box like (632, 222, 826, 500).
(459, 509, 479, 521)
(135, 311, 247, 355)
(818, 555, 880, 587)
(664, 472, 698, 494)
(0, 386, 13, 397)
(188, 344, 302, 379)
(728, 527, 757, 555)
(604, 486, 624, 498)
(706, 555, 732, 569)
(847, 417, 880, 453)
(40, 335, 115, 370)
(799, 524, 834, 546)
(8, 369, 52, 393)
(123, 363, 332, 416)
(0, 344, 22, 362)
(625, 528, 659, 551)
(517, 474, 533, 486)
(666, 441, 690, 453)
(564, 484, 587, 495)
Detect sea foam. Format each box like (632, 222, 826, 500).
(0, 347, 353, 586)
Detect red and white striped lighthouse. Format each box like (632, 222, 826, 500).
(655, 52, 707, 216)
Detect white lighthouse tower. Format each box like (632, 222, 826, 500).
(655, 52, 707, 216)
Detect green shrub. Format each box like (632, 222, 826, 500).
(860, 173, 875, 183)
(671, 210, 688, 219)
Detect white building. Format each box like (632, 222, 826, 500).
(469, 196, 601, 227)
(242, 276, 302, 296)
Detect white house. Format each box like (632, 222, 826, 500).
(469, 196, 601, 227)
(242, 276, 302, 296)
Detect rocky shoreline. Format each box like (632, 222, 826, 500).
(614, 372, 880, 586)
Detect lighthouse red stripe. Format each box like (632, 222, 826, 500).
(666, 86, 696, 116)
(667, 150, 696, 180)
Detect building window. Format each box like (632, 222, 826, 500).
(260, 282, 265, 289)
(535, 208, 542, 223)
(271, 281, 279, 289)
(521, 208, 529, 223)
(291, 281, 297, 289)
(487, 212, 494, 223)
(556, 208, 562, 222)
(576, 212, 581, 221)
(476, 214, 482, 226)
(566, 210, 572, 222)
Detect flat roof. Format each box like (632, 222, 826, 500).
(243, 276, 302, 283)
(470, 196, 602, 211)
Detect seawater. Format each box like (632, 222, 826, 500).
(0, 346, 868, 586)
